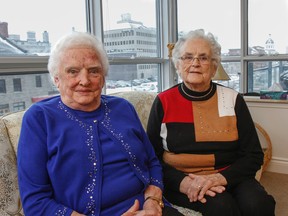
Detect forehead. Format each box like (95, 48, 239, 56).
(180, 38, 212, 55)
(61, 47, 100, 62)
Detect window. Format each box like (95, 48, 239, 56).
(0, 0, 86, 56)
(177, 0, 240, 56)
(248, 0, 288, 55)
(102, 0, 159, 59)
(177, 0, 288, 93)
(36, 75, 42, 87)
(0, 79, 6, 93)
(247, 0, 288, 92)
(13, 78, 22, 92)
(0, 104, 9, 116)
(13, 101, 25, 111)
(177, 0, 241, 91)
(101, 0, 162, 94)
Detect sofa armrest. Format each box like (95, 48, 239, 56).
(0, 118, 23, 215)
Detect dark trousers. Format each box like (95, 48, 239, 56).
(164, 179, 275, 216)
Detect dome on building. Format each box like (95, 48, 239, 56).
(265, 34, 274, 44)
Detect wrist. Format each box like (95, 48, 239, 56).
(144, 196, 164, 208)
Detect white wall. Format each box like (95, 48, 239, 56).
(245, 97, 288, 174)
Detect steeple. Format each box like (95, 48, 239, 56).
(265, 34, 276, 54)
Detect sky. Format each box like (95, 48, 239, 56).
(0, 0, 86, 45)
(1, 0, 288, 54)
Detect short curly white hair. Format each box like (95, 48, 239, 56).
(47, 31, 109, 85)
(172, 29, 221, 70)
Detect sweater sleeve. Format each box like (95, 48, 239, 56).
(220, 94, 264, 189)
(147, 96, 187, 192)
(125, 101, 164, 190)
(17, 105, 73, 216)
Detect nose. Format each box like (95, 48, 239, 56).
(191, 57, 200, 66)
(79, 70, 90, 86)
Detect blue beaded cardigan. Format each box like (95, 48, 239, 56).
(17, 95, 163, 216)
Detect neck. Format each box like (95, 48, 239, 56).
(184, 81, 211, 92)
(180, 82, 214, 100)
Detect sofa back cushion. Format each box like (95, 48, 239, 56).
(0, 115, 24, 215)
(1, 111, 25, 155)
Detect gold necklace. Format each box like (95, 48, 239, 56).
(180, 83, 214, 99)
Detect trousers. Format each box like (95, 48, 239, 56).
(164, 178, 275, 216)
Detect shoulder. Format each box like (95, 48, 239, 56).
(158, 84, 180, 102)
(23, 95, 60, 119)
(215, 83, 240, 101)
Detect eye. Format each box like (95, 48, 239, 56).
(183, 56, 193, 61)
(89, 67, 102, 75)
(67, 68, 79, 75)
(199, 56, 209, 61)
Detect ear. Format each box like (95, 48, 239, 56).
(54, 76, 60, 87)
(102, 76, 105, 88)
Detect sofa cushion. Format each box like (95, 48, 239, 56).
(0, 119, 23, 215)
(1, 111, 25, 155)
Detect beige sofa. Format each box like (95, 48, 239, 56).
(0, 91, 203, 216)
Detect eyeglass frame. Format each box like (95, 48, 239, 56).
(178, 55, 214, 65)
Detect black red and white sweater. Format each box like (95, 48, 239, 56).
(147, 82, 263, 192)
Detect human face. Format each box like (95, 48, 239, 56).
(177, 38, 217, 92)
(54, 47, 105, 111)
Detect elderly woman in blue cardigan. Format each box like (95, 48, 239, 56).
(17, 32, 182, 216)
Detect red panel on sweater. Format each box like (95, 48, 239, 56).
(159, 88, 194, 123)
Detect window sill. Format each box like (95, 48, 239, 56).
(244, 96, 288, 104)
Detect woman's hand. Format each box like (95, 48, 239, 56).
(122, 200, 161, 216)
(180, 173, 227, 203)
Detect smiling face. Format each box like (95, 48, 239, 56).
(54, 47, 105, 111)
(177, 38, 217, 92)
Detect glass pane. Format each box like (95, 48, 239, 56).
(248, 0, 288, 55)
(0, 0, 86, 56)
(215, 62, 241, 92)
(247, 61, 288, 92)
(0, 72, 58, 115)
(106, 64, 159, 94)
(102, 0, 159, 58)
(177, 0, 240, 56)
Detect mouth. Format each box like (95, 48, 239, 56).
(76, 89, 92, 94)
(189, 71, 201, 74)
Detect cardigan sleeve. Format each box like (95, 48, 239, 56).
(220, 94, 264, 189)
(124, 100, 164, 190)
(147, 96, 187, 192)
(17, 105, 74, 216)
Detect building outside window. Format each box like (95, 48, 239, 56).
(101, 0, 161, 94)
(36, 75, 42, 87)
(13, 101, 25, 112)
(0, 79, 6, 93)
(13, 78, 22, 92)
(0, 104, 9, 116)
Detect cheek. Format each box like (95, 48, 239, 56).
(98, 76, 105, 88)
(178, 64, 190, 74)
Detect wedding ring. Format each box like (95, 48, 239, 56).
(197, 185, 202, 190)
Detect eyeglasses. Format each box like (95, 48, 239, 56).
(178, 55, 212, 65)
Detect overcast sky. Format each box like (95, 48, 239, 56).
(1, 0, 287, 53)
